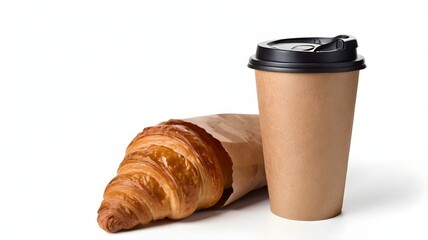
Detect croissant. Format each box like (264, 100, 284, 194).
(97, 119, 235, 232)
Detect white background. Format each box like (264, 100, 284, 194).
(1, 0, 427, 239)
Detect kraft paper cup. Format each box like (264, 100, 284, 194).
(248, 35, 366, 220)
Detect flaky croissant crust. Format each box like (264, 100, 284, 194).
(97, 120, 233, 232)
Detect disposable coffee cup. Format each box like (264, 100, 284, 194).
(248, 35, 366, 220)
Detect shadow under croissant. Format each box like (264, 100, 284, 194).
(119, 187, 269, 232)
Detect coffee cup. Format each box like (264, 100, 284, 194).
(248, 35, 366, 220)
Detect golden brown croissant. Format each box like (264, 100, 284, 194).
(97, 119, 234, 233)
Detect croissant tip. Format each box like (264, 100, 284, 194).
(98, 204, 126, 233)
(98, 213, 124, 233)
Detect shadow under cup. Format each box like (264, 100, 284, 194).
(248, 35, 366, 220)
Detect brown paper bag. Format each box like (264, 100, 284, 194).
(184, 114, 266, 207)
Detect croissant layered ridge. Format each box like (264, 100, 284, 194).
(97, 121, 233, 232)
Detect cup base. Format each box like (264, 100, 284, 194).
(270, 206, 342, 221)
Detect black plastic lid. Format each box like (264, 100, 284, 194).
(248, 35, 366, 73)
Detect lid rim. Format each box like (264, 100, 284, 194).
(248, 64, 366, 73)
(249, 55, 366, 73)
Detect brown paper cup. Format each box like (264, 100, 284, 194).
(255, 70, 359, 220)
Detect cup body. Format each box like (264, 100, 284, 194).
(255, 70, 359, 220)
